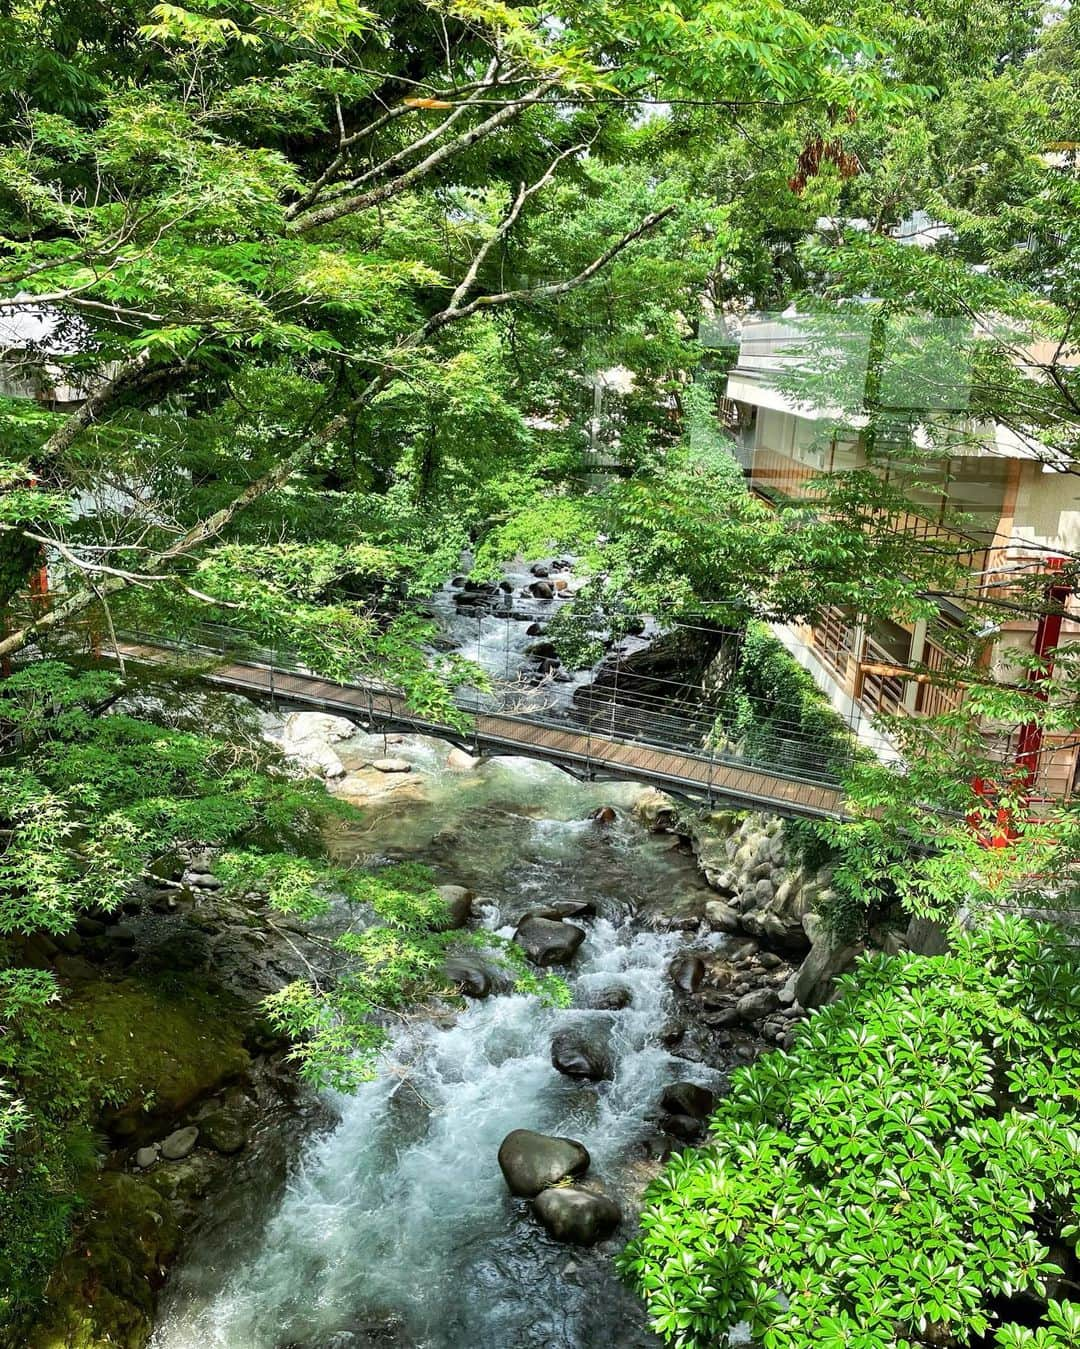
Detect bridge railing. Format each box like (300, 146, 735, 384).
(112, 619, 855, 793)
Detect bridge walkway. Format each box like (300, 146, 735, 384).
(111, 639, 847, 821)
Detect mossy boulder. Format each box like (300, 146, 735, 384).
(64, 978, 251, 1141)
(22, 1172, 181, 1349)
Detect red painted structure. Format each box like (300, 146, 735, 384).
(1015, 556, 1070, 790)
(970, 557, 1073, 847)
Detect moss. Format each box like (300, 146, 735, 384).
(2, 973, 251, 1343)
(62, 977, 251, 1138)
(20, 1172, 181, 1349)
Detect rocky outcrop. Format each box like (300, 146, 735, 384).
(790, 914, 864, 1009)
(691, 811, 834, 954)
(278, 710, 356, 779)
(497, 1129, 590, 1197)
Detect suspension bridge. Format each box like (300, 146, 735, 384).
(108, 629, 849, 820)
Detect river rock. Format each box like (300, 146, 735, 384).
(551, 1025, 613, 1081)
(530, 563, 551, 578)
(280, 711, 355, 778)
(737, 987, 780, 1021)
(497, 1129, 590, 1197)
(660, 1081, 716, 1120)
(704, 899, 740, 933)
(54, 955, 98, 981)
(586, 983, 632, 1011)
(661, 1113, 706, 1144)
(532, 1186, 621, 1246)
(371, 758, 411, 773)
(535, 899, 596, 921)
(443, 952, 492, 998)
(434, 884, 473, 929)
(160, 1126, 199, 1161)
(529, 581, 554, 599)
(631, 787, 678, 833)
(446, 747, 480, 772)
(513, 915, 586, 966)
(134, 1146, 159, 1169)
(794, 923, 863, 1008)
(199, 1108, 247, 1155)
(669, 954, 705, 993)
(589, 805, 617, 826)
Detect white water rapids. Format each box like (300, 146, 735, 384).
(151, 752, 722, 1349)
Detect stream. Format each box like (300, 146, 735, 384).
(150, 745, 725, 1349)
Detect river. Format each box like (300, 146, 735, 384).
(150, 745, 724, 1349)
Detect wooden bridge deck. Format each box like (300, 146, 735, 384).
(112, 640, 846, 821)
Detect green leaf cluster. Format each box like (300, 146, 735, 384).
(621, 917, 1080, 1349)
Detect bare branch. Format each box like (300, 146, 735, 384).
(289, 82, 555, 234)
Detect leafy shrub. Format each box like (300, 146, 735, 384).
(252, 859, 570, 1088)
(621, 916, 1080, 1349)
(714, 621, 858, 782)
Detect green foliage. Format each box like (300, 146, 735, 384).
(0, 662, 341, 936)
(259, 860, 568, 1088)
(715, 621, 859, 781)
(621, 917, 1080, 1349)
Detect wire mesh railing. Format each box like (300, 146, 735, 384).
(110, 618, 856, 797)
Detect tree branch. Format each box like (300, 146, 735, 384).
(289, 82, 556, 234)
(0, 204, 675, 659)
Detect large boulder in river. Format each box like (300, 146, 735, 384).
(434, 885, 473, 930)
(551, 1024, 613, 1081)
(443, 952, 491, 999)
(660, 1081, 716, 1121)
(513, 915, 586, 966)
(498, 1129, 590, 1197)
(532, 1186, 622, 1246)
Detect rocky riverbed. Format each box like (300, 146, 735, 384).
(20, 686, 854, 1349)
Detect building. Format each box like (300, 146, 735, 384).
(722, 313, 1080, 801)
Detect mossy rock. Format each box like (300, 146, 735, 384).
(22, 1172, 181, 1349)
(63, 977, 251, 1139)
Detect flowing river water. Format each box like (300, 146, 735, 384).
(150, 743, 726, 1349)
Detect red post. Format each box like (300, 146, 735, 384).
(968, 557, 1072, 846)
(1015, 557, 1070, 791)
